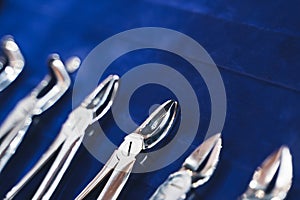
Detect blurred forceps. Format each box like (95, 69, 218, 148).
(76, 100, 178, 200)
(0, 36, 25, 91)
(0, 54, 80, 173)
(240, 146, 293, 200)
(150, 134, 222, 200)
(5, 75, 119, 200)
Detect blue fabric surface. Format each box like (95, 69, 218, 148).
(0, 0, 299, 199)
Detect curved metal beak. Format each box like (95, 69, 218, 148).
(135, 100, 178, 149)
(182, 133, 222, 188)
(32, 54, 76, 114)
(82, 75, 120, 123)
(0, 36, 25, 91)
(242, 146, 293, 200)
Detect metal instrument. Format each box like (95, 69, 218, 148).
(0, 36, 25, 91)
(240, 146, 293, 200)
(5, 74, 119, 200)
(75, 100, 178, 200)
(0, 54, 80, 173)
(150, 134, 222, 200)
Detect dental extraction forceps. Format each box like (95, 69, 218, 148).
(240, 146, 293, 200)
(0, 54, 79, 172)
(150, 134, 222, 200)
(0, 36, 25, 91)
(5, 75, 119, 200)
(76, 100, 178, 200)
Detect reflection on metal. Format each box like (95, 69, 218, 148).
(240, 146, 293, 200)
(0, 54, 79, 173)
(150, 134, 222, 200)
(5, 75, 119, 200)
(0, 36, 25, 91)
(76, 100, 178, 200)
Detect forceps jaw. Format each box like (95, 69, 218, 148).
(135, 100, 178, 149)
(3, 74, 119, 200)
(182, 133, 222, 188)
(32, 54, 79, 115)
(76, 100, 178, 200)
(83, 74, 120, 123)
(149, 134, 222, 200)
(241, 146, 293, 200)
(0, 36, 25, 91)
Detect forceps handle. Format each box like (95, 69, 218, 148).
(4, 133, 66, 200)
(0, 117, 31, 173)
(97, 157, 135, 200)
(75, 151, 135, 200)
(75, 151, 120, 200)
(0, 95, 36, 139)
(32, 135, 83, 200)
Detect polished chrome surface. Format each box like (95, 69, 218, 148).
(0, 36, 25, 91)
(75, 100, 178, 200)
(135, 100, 178, 149)
(240, 146, 293, 200)
(150, 134, 222, 200)
(0, 54, 78, 173)
(4, 75, 119, 200)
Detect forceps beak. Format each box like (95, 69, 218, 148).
(241, 146, 293, 200)
(182, 133, 222, 188)
(135, 100, 178, 149)
(0, 54, 80, 173)
(32, 54, 80, 114)
(0, 36, 25, 91)
(82, 75, 120, 123)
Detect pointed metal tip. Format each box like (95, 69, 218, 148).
(47, 54, 63, 70)
(65, 56, 81, 73)
(205, 133, 221, 141)
(137, 99, 178, 149)
(47, 54, 81, 74)
(278, 145, 289, 153)
(110, 74, 120, 82)
(2, 36, 19, 52)
(182, 133, 222, 188)
(104, 74, 120, 91)
(243, 146, 293, 200)
(48, 53, 60, 61)
(0, 35, 24, 92)
(160, 100, 178, 120)
(163, 99, 177, 108)
(2, 35, 14, 45)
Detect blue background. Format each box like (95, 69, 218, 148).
(0, 0, 299, 199)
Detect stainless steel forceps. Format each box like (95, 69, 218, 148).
(0, 36, 25, 91)
(5, 75, 120, 200)
(240, 146, 293, 200)
(0, 54, 79, 172)
(150, 133, 222, 200)
(75, 100, 178, 200)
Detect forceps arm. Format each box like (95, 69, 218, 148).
(75, 150, 136, 200)
(4, 133, 66, 200)
(32, 135, 83, 200)
(97, 153, 136, 200)
(0, 116, 31, 172)
(0, 97, 37, 172)
(32, 54, 72, 114)
(0, 55, 77, 173)
(0, 95, 35, 139)
(75, 151, 120, 200)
